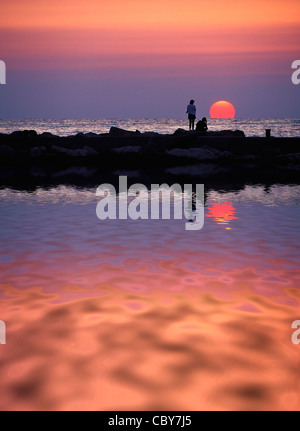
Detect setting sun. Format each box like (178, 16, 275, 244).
(210, 101, 235, 119)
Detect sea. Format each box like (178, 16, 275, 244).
(0, 117, 300, 137)
(0, 118, 300, 411)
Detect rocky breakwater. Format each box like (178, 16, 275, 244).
(0, 127, 299, 187)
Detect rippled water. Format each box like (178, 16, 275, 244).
(0, 183, 300, 410)
(0, 118, 300, 137)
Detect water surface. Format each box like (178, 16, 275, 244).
(0, 183, 299, 410)
(0, 118, 299, 137)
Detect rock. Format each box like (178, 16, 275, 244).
(112, 146, 141, 154)
(0, 144, 15, 156)
(84, 132, 99, 138)
(109, 127, 141, 137)
(207, 129, 245, 137)
(238, 154, 259, 161)
(173, 128, 189, 136)
(172, 129, 245, 137)
(11, 130, 38, 138)
(30, 166, 47, 177)
(30, 146, 47, 157)
(52, 166, 98, 177)
(276, 153, 300, 163)
(142, 131, 160, 136)
(112, 170, 141, 177)
(78, 146, 99, 156)
(166, 146, 232, 161)
(40, 132, 55, 138)
(165, 163, 230, 177)
(234, 130, 245, 136)
(52, 145, 73, 156)
(52, 145, 98, 157)
(0, 167, 15, 179)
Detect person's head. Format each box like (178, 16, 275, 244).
(189, 99, 195, 104)
(202, 117, 207, 122)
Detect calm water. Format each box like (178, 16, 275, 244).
(0, 183, 300, 410)
(0, 118, 300, 137)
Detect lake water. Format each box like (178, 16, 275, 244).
(0, 182, 300, 411)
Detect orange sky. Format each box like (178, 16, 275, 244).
(2, 0, 300, 71)
(2, 0, 300, 29)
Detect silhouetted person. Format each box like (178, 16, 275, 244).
(186, 99, 196, 131)
(196, 117, 208, 132)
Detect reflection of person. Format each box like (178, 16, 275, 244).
(186, 99, 196, 131)
(187, 191, 197, 222)
(196, 117, 208, 132)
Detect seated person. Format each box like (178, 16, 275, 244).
(196, 117, 208, 132)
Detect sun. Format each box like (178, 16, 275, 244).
(210, 100, 235, 119)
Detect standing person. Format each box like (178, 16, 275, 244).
(186, 99, 196, 131)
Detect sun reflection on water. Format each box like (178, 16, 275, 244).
(205, 201, 238, 229)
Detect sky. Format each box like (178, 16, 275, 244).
(0, 0, 300, 118)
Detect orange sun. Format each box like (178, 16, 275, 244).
(210, 100, 235, 119)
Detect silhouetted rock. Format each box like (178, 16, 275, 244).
(52, 145, 98, 157)
(30, 166, 47, 177)
(142, 131, 160, 136)
(109, 127, 141, 137)
(173, 128, 189, 136)
(0, 144, 15, 156)
(40, 132, 55, 138)
(1, 128, 299, 188)
(233, 130, 245, 136)
(166, 146, 233, 160)
(11, 130, 38, 138)
(30, 146, 47, 158)
(218, 129, 244, 136)
(112, 146, 141, 154)
(52, 166, 98, 177)
(166, 163, 231, 177)
(276, 153, 300, 167)
(277, 152, 300, 161)
(84, 132, 99, 138)
(172, 128, 245, 137)
(204, 130, 245, 137)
